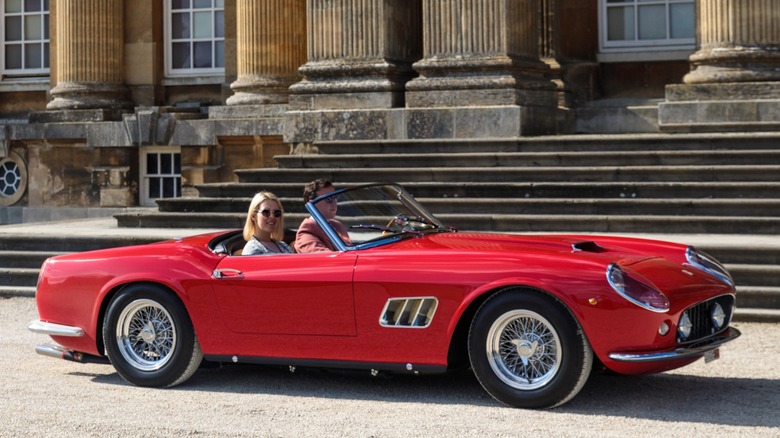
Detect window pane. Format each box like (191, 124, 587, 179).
(147, 153, 159, 175)
(215, 41, 224, 68)
(161, 153, 173, 174)
(194, 0, 211, 8)
(43, 14, 48, 38)
(671, 3, 695, 39)
(215, 0, 223, 8)
(193, 11, 212, 39)
(215, 10, 224, 38)
(174, 153, 181, 174)
(149, 178, 160, 199)
(193, 41, 212, 68)
(607, 7, 634, 41)
(171, 0, 190, 10)
(162, 178, 175, 198)
(24, 43, 41, 68)
(172, 42, 191, 68)
(24, 15, 42, 40)
(5, 45, 22, 69)
(171, 12, 190, 39)
(5, 16, 22, 41)
(43, 41, 49, 67)
(24, 0, 41, 12)
(638, 5, 666, 40)
(5, 0, 22, 13)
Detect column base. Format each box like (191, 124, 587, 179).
(659, 82, 780, 132)
(46, 82, 132, 112)
(289, 59, 413, 110)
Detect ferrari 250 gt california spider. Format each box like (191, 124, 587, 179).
(28, 183, 740, 409)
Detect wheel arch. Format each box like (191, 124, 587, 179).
(95, 280, 188, 356)
(447, 285, 584, 369)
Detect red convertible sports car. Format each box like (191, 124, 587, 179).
(28, 183, 740, 409)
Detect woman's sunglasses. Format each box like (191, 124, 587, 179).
(258, 209, 283, 218)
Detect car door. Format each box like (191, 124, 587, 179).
(210, 251, 358, 336)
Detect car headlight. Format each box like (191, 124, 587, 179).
(686, 247, 734, 287)
(607, 264, 670, 313)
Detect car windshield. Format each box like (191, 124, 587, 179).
(308, 183, 454, 250)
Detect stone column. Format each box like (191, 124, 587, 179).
(406, 0, 556, 110)
(659, 0, 780, 131)
(46, 0, 131, 114)
(289, 0, 422, 110)
(226, 0, 307, 106)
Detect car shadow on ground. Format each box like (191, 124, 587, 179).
(82, 362, 779, 428)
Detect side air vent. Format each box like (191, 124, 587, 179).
(572, 241, 606, 253)
(380, 297, 438, 328)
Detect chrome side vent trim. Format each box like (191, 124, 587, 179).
(380, 297, 438, 328)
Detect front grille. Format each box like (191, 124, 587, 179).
(678, 295, 735, 344)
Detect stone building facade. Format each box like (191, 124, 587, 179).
(0, 0, 778, 222)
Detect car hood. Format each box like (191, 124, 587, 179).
(410, 232, 678, 263)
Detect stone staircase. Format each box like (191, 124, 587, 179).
(7, 133, 780, 321)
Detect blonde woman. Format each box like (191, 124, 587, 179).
(242, 192, 294, 255)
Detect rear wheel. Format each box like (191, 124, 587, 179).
(103, 283, 203, 387)
(468, 290, 593, 409)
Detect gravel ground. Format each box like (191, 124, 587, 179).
(2, 296, 778, 437)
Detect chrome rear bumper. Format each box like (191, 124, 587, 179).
(609, 327, 741, 362)
(27, 320, 84, 337)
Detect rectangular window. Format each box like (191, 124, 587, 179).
(141, 148, 181, 207)
(1, 0, 49, 76)
(164, 0, 224, 77)
(601, 0, 694, 51)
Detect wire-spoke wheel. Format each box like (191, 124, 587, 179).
(116, 299, 177, 372)
(104, 283, 203, 387)
(469, 290, 593, 409)
(486, 310, 561, 391)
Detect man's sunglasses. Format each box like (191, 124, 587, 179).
(258, 209, 283, 218)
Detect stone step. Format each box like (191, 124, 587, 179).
(157, 197, 780, 217)
(0, 235, 161, 252)
(735, 286, 780, 309)
(0, 251, 64, 269)
(0, 285, 36, 298)
(435, 214, 780, 234)
(234, 166, 780, 184)
(194, 181, 780, 200)
(116, 210, 780, 235)
(276, 149, 780, 169)
(312, 133, 780, 154)
(733, 308, 780, 323)
(699, 245, 780, 264)
(728, 264, 780, 287)
(0, 267, 40, 287)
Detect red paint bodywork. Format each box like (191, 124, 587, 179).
(33, 229, 735, 375)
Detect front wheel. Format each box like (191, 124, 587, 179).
(468, 290, 593, 409)
(103, 283, 203, 387)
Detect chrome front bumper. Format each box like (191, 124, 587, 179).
(609, 327, 741, 363)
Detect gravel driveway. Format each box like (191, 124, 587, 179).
(2, 296, 778, 437)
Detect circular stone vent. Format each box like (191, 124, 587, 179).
(0, 151, 27, 206)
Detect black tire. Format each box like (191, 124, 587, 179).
(103, 283, 203, 387)
(468, 290, 593, 409)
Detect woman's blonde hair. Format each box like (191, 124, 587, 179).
(243, 192, 285, 242)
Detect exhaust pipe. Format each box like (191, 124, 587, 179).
(35, 344, 107, 364)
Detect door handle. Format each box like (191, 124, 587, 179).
(213, 268, 243, 279)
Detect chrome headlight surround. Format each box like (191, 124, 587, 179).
(685, 247, 734, 288)
(607, 263, 670, 313)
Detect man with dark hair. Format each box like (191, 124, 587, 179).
(294, 179, 351, 252)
